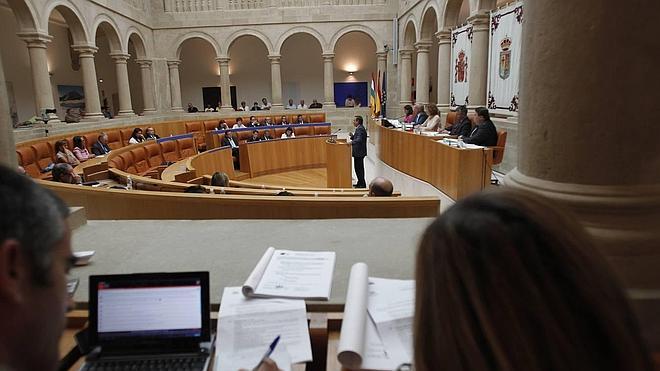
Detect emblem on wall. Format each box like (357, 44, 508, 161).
(455, 50, 468, 83)
(499, 37, 512, 80)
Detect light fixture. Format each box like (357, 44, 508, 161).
(344, 63, 358, 73)
(348, 72, 354, 75)
(98, 78, 104, 83)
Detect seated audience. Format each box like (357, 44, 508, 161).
(0, 165, 73, 371)
(354, 98, 362, 107)
(414, 189, 653, 371)
(128, 128, 145, 144)
(247, 130, 261, 142)
(237, 101, 248, 111)
(249, 116, 260, 127)
(72, 136, 95, 162)
(64, 108, 81, 123)
(295, 114, 305, 124)
(101, 106, 113, 119)
(250, 102, 261, 111)
(187, 103, 198, 113)
(262, 129, 274, 141)
(419, 104, 441, 131)
(368, 177, 394, 197)
(232, 118, 246, 129)
(286, 99, 296, 109)
(281, 126, 295, 139)
(91, 133, 111, 156)
(412, 104, 428, 126)
(54, 139, 80, 166)
(297, 99, 307, 109)
(210, 171, 229, 187)
(217, 120, 229, 130)
(403, 104, 414, 123)
(443, 105, 472, 137)
(144, 127, 160, 140)
(309, 99, 323, 109)
(263, 117, 273, 126)
(204, 104, 214, 112)
(279, 115, 289, 125)
(261, 97, 272, 110)
(221, 131, 240, 169)
(345, 95, 355, 107)
(462, 107, 498, 146)
(51, 163, 82, 184)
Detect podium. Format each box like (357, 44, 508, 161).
(325, 139, 352, 188)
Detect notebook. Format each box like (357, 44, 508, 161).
(82, 272, 212, 371)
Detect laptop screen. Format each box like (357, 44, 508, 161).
(89, 272, 210, 348)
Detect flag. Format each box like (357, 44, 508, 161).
(381, 70, 387, 117)
(377, 71, 382, 117)
(369, 75, 376, 117)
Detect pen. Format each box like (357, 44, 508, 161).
(252, 335, 280, 371)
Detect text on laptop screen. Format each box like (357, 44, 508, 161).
(97, 279, 202, 340)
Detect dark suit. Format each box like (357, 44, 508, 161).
(464, 120, 498, 146)
(247, 137, 261, 142)
(413, 112, 428, 126)
(262, 135, 274, 141)
(221, 136, 240, 169)
(449, 117, 472, 137)
(91, 141, 110, 156)
(350, 124, 367, 188)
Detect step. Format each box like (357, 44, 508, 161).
(68, 207, 87, 231)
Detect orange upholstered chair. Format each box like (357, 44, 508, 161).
(16, 147, 42, 178)
(294, 126, 312, 136)
(446, 111, 457, 127)
(31, 142, 54, 171)
(160, 141, 180, 163)
(83, 133, 99, 151)
(313, 125, 331, 135)
(203, 120, 219, 132)
(108, 156, 125, 171)
(119, 152, 137, 174)
(120, 128, 135, 146)
(130, 148, 150, 174)
(106, 130, 122, 149)
(177, 138, 196, 158)
(489, 130, 507, 185)
(144, 142, 164, 167)
(309, 113, 325, 123)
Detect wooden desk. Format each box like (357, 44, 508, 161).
(325, 139, 352, 188)
(187, 146, 236, 178)
(239, 136, 332, 178)
(372, 122, 491, 200)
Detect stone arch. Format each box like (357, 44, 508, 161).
(174, 31, 222, 59)
(6, 0, 39, 31)
(402, 17, 418, 48)
(329, 24, 382, 54)
(92, 16, 123, 52)
(471, 0, 497, 14)
(126, 28, 148, 58)
(275, 26, 326, 55)
(225, 29, 274, 55)
(44, 0, 89, 44)
(441, 0, 470, 28)
(420, 2, 440, 41)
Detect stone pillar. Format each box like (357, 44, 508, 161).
(17, 32, 60, 123)
(504, 0, 660, 289)
(167, 59, 184, 112)
(71, 45, 104, 119)
(136, 59, 156, 114)
(376, 51, 388, 115)
(0, 49, 17, 166)
(322, 53, 336, 108)
(414, 41, 432, 105)
(268, 54, 283, 108)
(109, 53, 135, 117)
(216, 57, 232, 111)
(436, 29, 452, 109)
(399, 48, 413, 108)
(467, 13, 489, 106)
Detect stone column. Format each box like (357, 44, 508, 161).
(0, 49, 17, 166)
(322, 53, 336, 108)
(136, 59, 156, 114)
(167, 59, 184, 112)
(398, 48, 413, 108)
(504, 0, 660, 289)
(414, 41, 432, 105)
(436, 29, 452, 109)
(268, 54, 283, 108)
(216, 57, 232, 111)
(467, 12, 489, 106)
(71, 45, 104, 119)
(109, 53, 135, 117)
(17, 32, 60, 123)
(376, 51, 388, 115)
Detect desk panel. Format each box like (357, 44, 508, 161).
(240, 136, 332, 177)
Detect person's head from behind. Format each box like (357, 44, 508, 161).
(72, 136, 85, 150)
(98, 133, 108, 145)
(474, 106, 490, 124)
(0, 165, 73, 371)
(414, 189, 652, 371)
(455, 105, 468, 122)
(210, 171, 229, 187)
(51, 163, 78, 184)
(426, 104, 439, 117)
(368, 177, 393, 197)
(404, 104, 413, 116)
(131, 127, 143, 139)
(353, 115, 363, 127)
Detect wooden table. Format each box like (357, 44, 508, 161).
(239, 136, 332, 178)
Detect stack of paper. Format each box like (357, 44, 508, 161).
(214, 287, 313, 371)
(337, 263, 415, 370)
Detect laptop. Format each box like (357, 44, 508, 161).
(82, 272, 212, 371)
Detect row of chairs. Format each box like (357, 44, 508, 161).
(108, 138, 197, 177)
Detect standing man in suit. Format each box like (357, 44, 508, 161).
(462, 107, 498, 146)
(412, 104, 428, 127)
(91, 133, 111, 155)
(348, 115, 367, 188)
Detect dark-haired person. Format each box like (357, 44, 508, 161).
(249, 116, 260, 127)
(221, 131, 240, 169)
(91, 133, 111, 156)
(247, 130, 261, 142)
(403, 104, 414, 123)
(0, 164, 74, 371)
(232, 117, 246, 129)
(250, 102, 261, 111)
(144, 127, 160, 140)
(309, 99, 323, 109)
(348, 115, 367, 188)
(261, 97, 272, 110)
(187, 102, 198, 113)
(442, 105, 472, 137)
(128, 128, 145, 144)
(281, 126, 295, 139)
(54, 139, 80, 166)
(295, 114, 305, 124)
(263, 117, 273, 126)
(279, 115, 289, 126)
(414, 189, 653, 371)
(286, 98, 296, 109)
(51, 163, 81, 184)
(262, 129, 274, 141)
(210, 171, 229, 187)
(461, 107, 497, 146)
(72, 136, 95, 162)
(419, 104, 441, 132)
(368, 177, 393, 197)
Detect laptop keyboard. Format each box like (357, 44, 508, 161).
(83, 355, 208, 371)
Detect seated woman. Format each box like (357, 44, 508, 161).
(279, 115, 289, 126)
(54, 139, 80, 166)
(418, 104, 440, 131)
(217, 120, 229, 130)
(71, 136, 95, 162)
(128, 128, 145, 144)
(281, 127, 295, 139)
(403, 105, 414, 123)
(413, 189, 652, 371)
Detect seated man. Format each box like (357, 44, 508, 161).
(210, 171, 229, 187)
(368, 177, 393, 197)
(295, 114, 305, 124)
(297, 99, 307, 109)
(261, 98, 272, 110)
(262, 129, 274, 141)
(309, 99, 323, 109)
(217, 120, 229, 130)
(249, 116, 260, 127)
(250, 102, 261, 111)
(247, 130, 261, 142)
(0, 164, 74, 371)
(221, 131, 240, 169)
(443, 105, 472, 137)
(237, 101, 248, 111)
(462, 107, 498, 147)
(51, 163, 82, 184)
(144, 127, 160, 140)
(91, 132, 111, 156)
(263, 117, 273, 126)
(286, 99, 296, 109)
(279, 115, 289, 126)
(187, 103, 198, 113)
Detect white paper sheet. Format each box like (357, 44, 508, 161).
(242, 247, 276, 297)
(215, 287, 312, 371)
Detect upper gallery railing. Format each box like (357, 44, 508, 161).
(163, 0, 385, 12)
